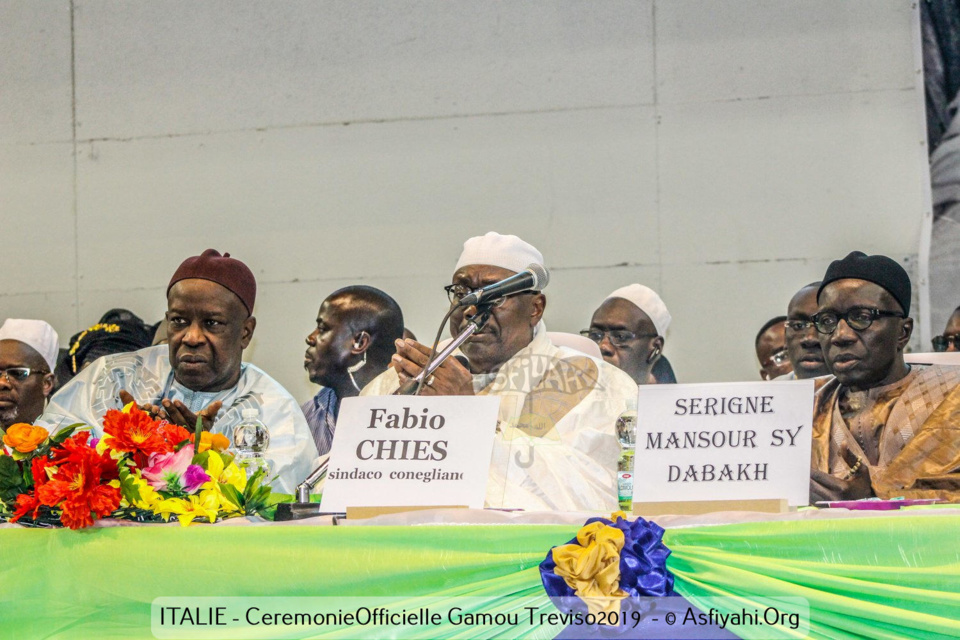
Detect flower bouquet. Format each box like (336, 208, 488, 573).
(0, 403, 272, 529)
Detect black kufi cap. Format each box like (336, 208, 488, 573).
(818, 251, 911, 315)
(59, 309, 154, 379)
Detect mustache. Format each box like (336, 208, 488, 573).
(457, 317, 498, 335)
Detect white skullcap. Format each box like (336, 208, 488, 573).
(605, 284, 672, 336)
(454, 232, 545, 276)
(0, 319, 60, 372)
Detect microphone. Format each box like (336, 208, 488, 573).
(457, 264, 549, 307)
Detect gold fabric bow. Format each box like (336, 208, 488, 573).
(551, 512, 629, 616)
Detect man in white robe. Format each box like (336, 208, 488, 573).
(40, 345, 317, 495)
(38, 250, 318, 494)
(362, 232, 637, 511)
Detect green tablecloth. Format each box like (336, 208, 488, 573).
(2, 512, 959, 639)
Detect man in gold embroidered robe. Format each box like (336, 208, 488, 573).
(810, 251, 960, 502)
(361, 232, 638, 511)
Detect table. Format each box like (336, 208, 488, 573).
(2, 509, 959, 639)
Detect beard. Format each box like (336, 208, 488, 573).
(0, 405, 19, 426)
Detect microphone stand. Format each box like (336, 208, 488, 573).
(274, 458, 335, 521)
(296, 459, 328, 503)
(395, 304, 493, 395)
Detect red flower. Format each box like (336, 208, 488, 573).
(9, 454, 58, 524)
(10, 493, 41, 523)
(35, 434, 121, 530)
(103, 405, 172, 467)
(30, 454, 56, 486)
(159, 422, 192, 449)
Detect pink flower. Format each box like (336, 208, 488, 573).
(183, 465, 211, 493)
(142, 445, 199, 494)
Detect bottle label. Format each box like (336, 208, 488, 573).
(618, 471, 633, 507)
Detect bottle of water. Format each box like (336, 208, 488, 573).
(616, 411, 637, 511)
(232, 408, 271, 476)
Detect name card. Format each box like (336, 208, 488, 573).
(632, 380, 815, 508)
(320, 395, 501, 512)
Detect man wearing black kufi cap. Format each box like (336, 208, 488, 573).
(38, 250, 319, 494)
(810, 251, 960, 502)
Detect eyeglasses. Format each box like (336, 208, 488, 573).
(580, 328, 658, 347)
(812, 307, 904, 335)
(443, 284, 531, 307)
(0, 367, 50, 383)
(932, 334, 960, 352)
(785, 318, 816, 333)
(763, 349, 790, 368)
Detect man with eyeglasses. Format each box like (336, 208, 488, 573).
(932, 306, 960, 352)
(583, 284, 671, 385)
(0, 319, 59, 432)
(810, 251, 960, 503)
(781, 282, 830, 380)
(361, 232, 637, 511)
(755, 316, 792, 381)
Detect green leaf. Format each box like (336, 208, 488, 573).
(117, 465, 142, 505)
(235, 467, 273, 515)
(219, 483, 244, 510)
(243, 468, 264, 500)
(0, 455, 22, 485)
(191, 450, 211, 467)
(193, 416, 203, 451)
(247, 486, 273, 514)
(49, 424, 83, 445)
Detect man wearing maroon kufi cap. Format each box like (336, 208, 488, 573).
(167, 249, 257, 316)
(809, 251, 960, 504)
(163, 249, 257, 396)
(38, 250, 319, 494)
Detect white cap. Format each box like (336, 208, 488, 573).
(454, 232, 545, 277)
(0, 319, 60, 371)
(605, 284, 672, 336)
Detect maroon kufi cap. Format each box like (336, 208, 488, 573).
(167, 249, 256, 314)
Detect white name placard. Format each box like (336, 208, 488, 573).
(320, 395, 501, 511)
(632, 380, 815, 507)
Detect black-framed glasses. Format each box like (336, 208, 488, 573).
(443, 284, 531, 307)
(812, 307, 905, 335)
(0, 367, 49, 383)
(785, 318, 816, 333)
(932, 334, 960, 352)
(580, 328, 658, 347)
(763, 348, 790, 368)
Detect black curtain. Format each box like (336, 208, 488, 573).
(923, 0, 960, 153)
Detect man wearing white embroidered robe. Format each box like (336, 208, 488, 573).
(361, 232, 638, 512)
(39, 249, 319, 494)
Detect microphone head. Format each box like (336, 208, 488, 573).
(525, 263, 550, 291)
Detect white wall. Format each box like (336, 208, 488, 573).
(1, 0, 926, 402)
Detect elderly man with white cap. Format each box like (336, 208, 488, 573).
(0, 319, 59, 431)
(362, 232, 638, 512)
(584, 284, 671, 385)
